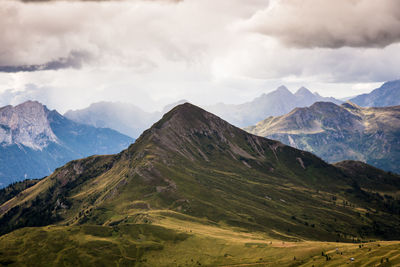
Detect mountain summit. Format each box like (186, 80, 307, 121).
(275, 85, 292, 94)
(294, 87, 314, 98)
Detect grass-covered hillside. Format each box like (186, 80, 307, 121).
(1, 103, 400, 266)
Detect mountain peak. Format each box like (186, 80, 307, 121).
(161, 102, 199, 117)
(14, 100, 48, 112)
(161, 99, 190, 114)
(295, 87, 313, 97)
(154, 102, 225, 131)
(136, 102, 264, 162)
(275, 85, 291, 94)
(170, 102, 199, 113)
(16, 100, 43, 107)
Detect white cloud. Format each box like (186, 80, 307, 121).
(241, 0, 400, 48)
(212, 36, 400, 83)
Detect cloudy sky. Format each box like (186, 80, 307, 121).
(1, 0, 399, 112)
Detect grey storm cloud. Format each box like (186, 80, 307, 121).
(0, 51, 92, 73)
(0, 0, 188, 73)
(243, 0, 400, 48)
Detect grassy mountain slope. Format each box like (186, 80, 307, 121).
(1, 103, 400, 266)
(245, 102, 400, 173)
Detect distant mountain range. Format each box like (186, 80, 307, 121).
(245, 101, 400, 173)
(0, 101, 133, 187)
(350, 79, 400, 107)
(65, 86, 342, 138)
(1, 103, 400, 265)
(205, 86, 342, 127)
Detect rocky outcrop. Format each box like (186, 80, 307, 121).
(0, 101, 58, 150)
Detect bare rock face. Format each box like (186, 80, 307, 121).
(0, 101, 58, 150)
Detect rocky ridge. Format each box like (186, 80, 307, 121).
(245, 101, 400, 173)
